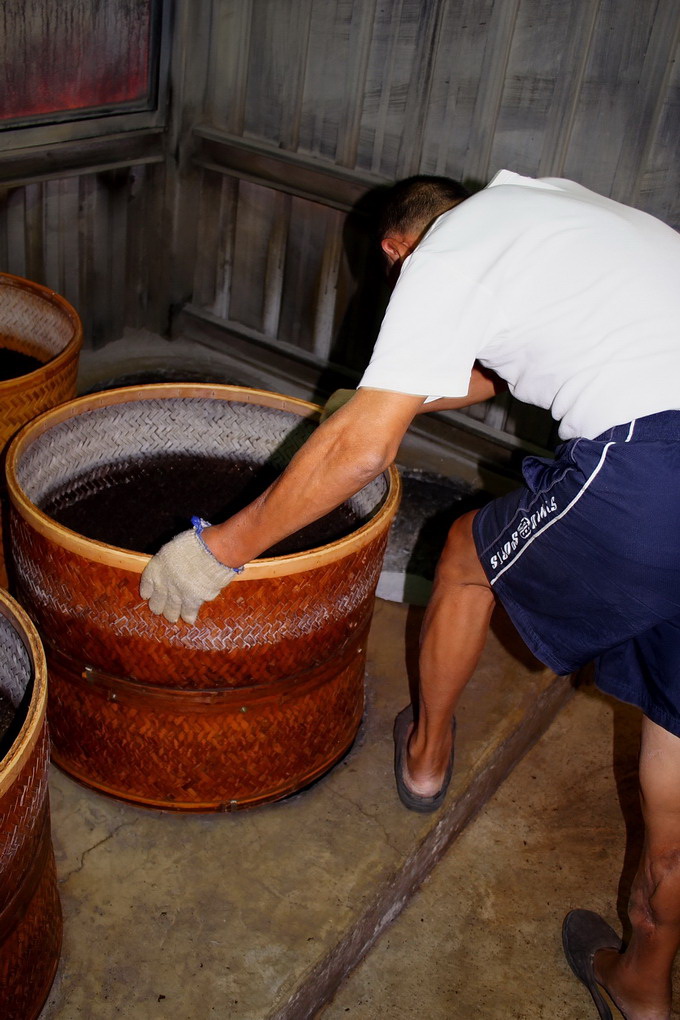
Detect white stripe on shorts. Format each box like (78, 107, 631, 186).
(490, 440, 616, 587)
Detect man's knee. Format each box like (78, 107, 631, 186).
(434, 510, 492, 591)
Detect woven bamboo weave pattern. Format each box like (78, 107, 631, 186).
(0, 614, 48, 907)
(0, 356, 79, 440)
(47, 644, 366, 809)
(0, 844, 62, 1020)
(11, 514, 387, 687)
(0, 589, 61, 1018)
(0, 273, 82, 451)
(0, 277, 73, 357)
(7, 386, 398, 809)
(0, 606, 31, 708)
(0, 273, 82, 588)
(0, 730, 50, 910)
(15, 396, 385, 521)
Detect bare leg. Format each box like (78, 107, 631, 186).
(595, 717, 680, 1019)
(405, 510, 496, 797)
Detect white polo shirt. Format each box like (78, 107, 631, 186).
(358, 170, 680, 440)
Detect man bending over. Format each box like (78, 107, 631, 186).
(141, 171, 680, 1019)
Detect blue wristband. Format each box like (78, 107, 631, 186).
(191, 517, 244, 573)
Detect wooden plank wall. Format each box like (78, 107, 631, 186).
(0, 1, 677, 452)
(0, 164, 166, 346)
(185, 0, 680, 451)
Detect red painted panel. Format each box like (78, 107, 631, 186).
(1, 0, 156, 122)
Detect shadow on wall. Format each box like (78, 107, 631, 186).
(313, 184, 394, 402)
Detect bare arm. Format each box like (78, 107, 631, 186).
(415, 365, 506, 414)
(203, 388, 426, 567)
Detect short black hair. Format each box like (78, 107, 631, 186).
(378, 175, 470, 240)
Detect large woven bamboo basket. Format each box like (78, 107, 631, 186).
(0, 587, 62, 1020)
(0, 272, 82, 588)
(5, 384, 400, 811)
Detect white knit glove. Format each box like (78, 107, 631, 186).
(139, 517, 243, 625)
(319, 388, 355, 423)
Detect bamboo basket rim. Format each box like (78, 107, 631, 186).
(5, 382, 402, 579)
(0, 272, 83, 393)
(0, 588, 47, 799)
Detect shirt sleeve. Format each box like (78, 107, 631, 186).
(358, 248, 500, 400)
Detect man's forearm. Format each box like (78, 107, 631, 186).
(203, 431, 385, 566)
(203, 389, 423, 567)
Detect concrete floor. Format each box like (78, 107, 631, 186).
(322, 682, 679, 1020)
(38, 605, 680, 1020)
(36, 597, 578, 1020)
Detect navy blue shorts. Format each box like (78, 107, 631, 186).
(472, 411, 680, 736)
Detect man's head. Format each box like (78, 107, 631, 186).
(378, 175, 470, 269)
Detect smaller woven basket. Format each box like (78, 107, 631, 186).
(0, 272, 82, 588)
(0, 588, 62, 1020)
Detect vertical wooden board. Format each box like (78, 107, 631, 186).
(418, 0, 497, 180)
(278, 195, 328, 351)
(124, 164, 149, 328)
(212, 174, 240, 322)
(42, 179, 64, 293)
(533, 0, 600, 179)
(76, 175, 96, 344)
(335, 0, 379, 167)
(2, 188, 28, 278)
(124, 163, 167, 331)
(487, 0, 576, 178)
(53, 177, 81, 310)
(229, 179, 282, 333)
(22, 182, 46, 285)
(636, 47, 680, 229)
(204, 0, 253, 134)
(0, 191, 7, 272)
(101, 169, 129, 345)
(192, 170, 228, 313)
(297, 0, 380, 165)
(459, 0, 521, 185)
(611, 0, 680, 210)
(78, 173, 126, 348)
(297, 0, 344, 160)
(311, 206, 346, 360)
(41, 177, 80, 308)
(149, 161, 173, 333)
(392, 0, 448, 178)
(561, 0, 661, 196)
(262, 190, 291, 339)
(242, 0, 314, 149)
(355, 0, 417, 176)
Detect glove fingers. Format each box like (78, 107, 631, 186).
(139, 565, 157, 601)
(139, 526, 241, 624)
(145, 583, 172, 620)
(161, 593, 183, 624)
(180, 603, 200, 626)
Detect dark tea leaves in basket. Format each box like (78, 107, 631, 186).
(39, 452, 364, 556)
(0, 693, 15, 749)
(0, 347, 45, 382)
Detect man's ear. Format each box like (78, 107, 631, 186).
(381, 236, 411, 265)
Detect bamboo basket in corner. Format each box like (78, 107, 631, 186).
(0, 588, 62, 1020)
(0, 272, 83, 588)
(5, 383, 401, 812)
